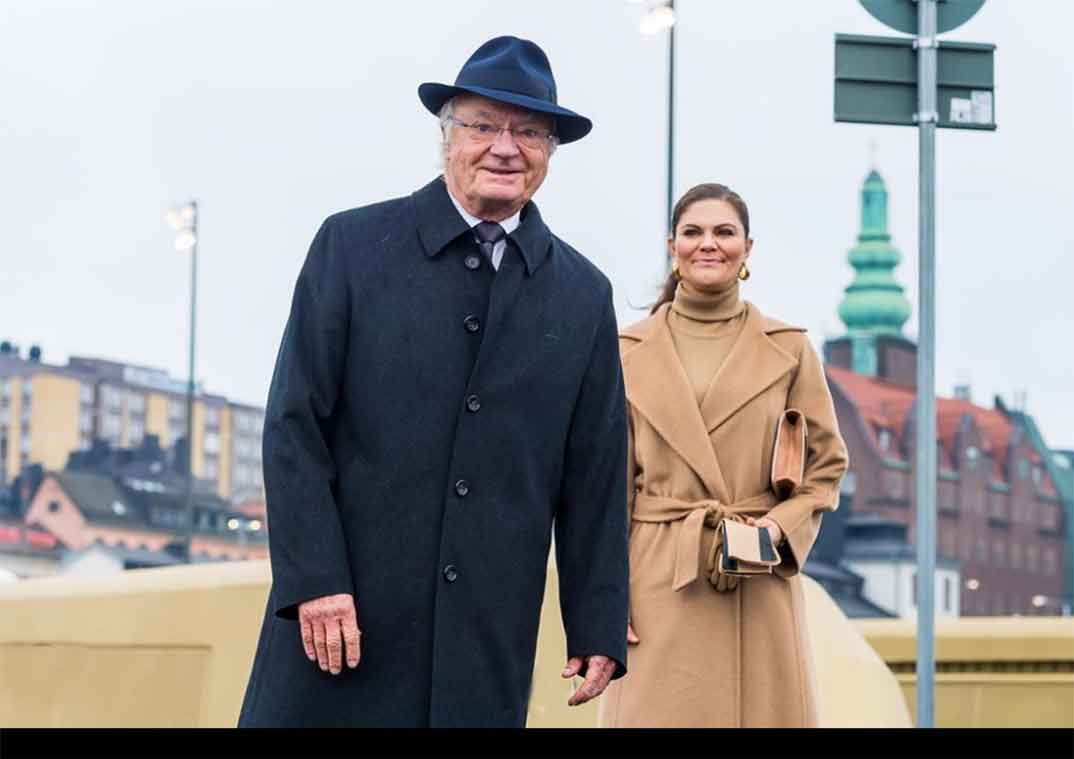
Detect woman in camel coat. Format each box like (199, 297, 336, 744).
(597, 183, 849, 728)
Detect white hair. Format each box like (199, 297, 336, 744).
(437, 96, 559, 164)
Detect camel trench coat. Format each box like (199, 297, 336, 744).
(597, 301, 849, 728)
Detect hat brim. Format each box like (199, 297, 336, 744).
(418, 82, 592, 144)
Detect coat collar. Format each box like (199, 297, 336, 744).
(412, 175, 552, 275)
(620, 301, 802, 500)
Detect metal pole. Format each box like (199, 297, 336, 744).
(665, 0, 676, 265)
(914, 0, 938, 729)
(183, 200, 199, 563)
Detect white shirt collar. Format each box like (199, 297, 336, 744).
(446, 190, 522, 236)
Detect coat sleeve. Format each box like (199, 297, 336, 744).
(262, 217, 355, 619)
(554, 291, 630, 679)
(766, 336, 849, 578)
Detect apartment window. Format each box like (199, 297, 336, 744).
(1041, 504, 1057, 530)
(1043, 548, 1057, 576)
(21, 382, 31, 401)
(204, 432, 220, 455)
(101, 385, 121, 411)
(1011, 543, 1024, 569)
(127, 392, 145, 414)
(79, 410, 93, 433)
(0, 380, 10, 400)
(20, 432, 31, 454)
(205, 458, 219, 480)
(1017, 459, 1029, 480)
(205, 407, 220, 428)
(0, 408, 8, 426)
(992, 540, 1006, 567)
(102, 415, 121, 439)
(1026, 546, 1039, 573)
(80, 383, 94, 404)
(884, 470, 906, 499)
(128, 419, 145, 444)
(1032, 466, 1043, 484)
(965, 445, 980, 471)
(941, 531, 955, 558)
(169, 399, 185, 421)
(877, 427, 892, 451)
(989, 493, 1007, 521)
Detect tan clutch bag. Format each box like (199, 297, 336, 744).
(717, 519, 781, 577)
(771, 408, 807, 500)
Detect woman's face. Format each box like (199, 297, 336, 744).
(668, 198, 752, 293)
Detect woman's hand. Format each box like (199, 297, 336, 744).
(747, 516, 783, 548)
(627, 622, 640, 645)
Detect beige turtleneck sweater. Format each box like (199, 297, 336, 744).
(667, 280, 747, 405)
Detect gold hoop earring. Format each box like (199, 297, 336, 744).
(672, 262, 681, 280)
(738, 262, 750, 281)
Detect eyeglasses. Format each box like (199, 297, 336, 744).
(449, 117, 555, 150)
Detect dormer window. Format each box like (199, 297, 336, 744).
(877, 427, 892, 451)
(1032, 466, 1042, 484)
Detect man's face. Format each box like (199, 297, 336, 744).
(443, 94, 554, 221)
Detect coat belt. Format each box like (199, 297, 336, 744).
(632, 492, 779, 591)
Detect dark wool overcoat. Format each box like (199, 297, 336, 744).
(237, 176, 629, 727)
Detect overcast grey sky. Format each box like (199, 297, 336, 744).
(2, 0, 1072, 450)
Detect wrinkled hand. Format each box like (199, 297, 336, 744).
(747, 516, 784, 548)
(562, 654, 617, 707)
(297, 593, 361, 675)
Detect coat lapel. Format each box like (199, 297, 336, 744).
(698, 303, 799, 434)
(621, 306, 729, 500)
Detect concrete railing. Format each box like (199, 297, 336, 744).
(854, 616, 1074, 727)
(7, 560, 1064, 727)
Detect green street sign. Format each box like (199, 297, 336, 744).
(834, 34, 996, 129)
(860, 0, 986, 35)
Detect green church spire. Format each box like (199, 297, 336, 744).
(837, 168, 913, 376)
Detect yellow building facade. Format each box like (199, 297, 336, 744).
(0, 350, 263, 503)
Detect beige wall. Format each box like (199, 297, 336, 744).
(191, 400, 205, 478)
(145, 394, 169, 446)
(0, 561, 922, 728)
(855, 616, 1074, 727)
(29, 374, 81, 471)
(3, 377, 21, 482)
(217, 406, 233, 500)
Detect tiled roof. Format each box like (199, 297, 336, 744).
(827, 365, 1016, 476)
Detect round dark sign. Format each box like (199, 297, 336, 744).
(860, 0, 986, 35)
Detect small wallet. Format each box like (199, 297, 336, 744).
(717, 519, 781, 577)
(771, 408, 808, 500)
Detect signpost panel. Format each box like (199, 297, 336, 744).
(835, 34, 995, 129)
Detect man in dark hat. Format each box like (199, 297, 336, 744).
(237, 36, 629, 727)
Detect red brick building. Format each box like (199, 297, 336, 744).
(822, 169, 1066, 616)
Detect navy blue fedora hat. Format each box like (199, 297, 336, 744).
(418, 36, 592, 144)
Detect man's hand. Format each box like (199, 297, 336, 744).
(561, 654, 617, 707)
(297, 593, 361, 675)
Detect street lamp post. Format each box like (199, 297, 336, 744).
(166, 201, 198, 563)
(637, 0, 677, 269)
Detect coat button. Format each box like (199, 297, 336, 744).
(466, 394, 481, 413)
(464, 254, 481, 270)
(463, 315, 481, 333)
(443, 564, 458, 583)
(454, 479, 470, 497)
